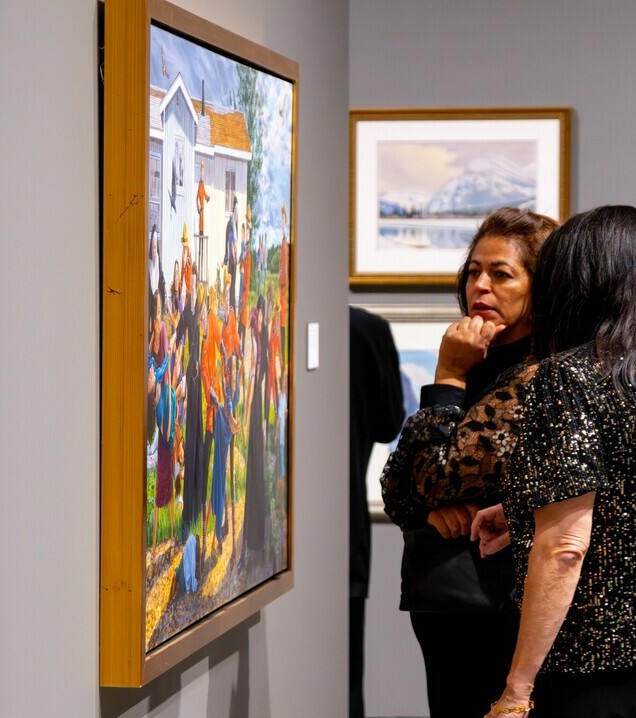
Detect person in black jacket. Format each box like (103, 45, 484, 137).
(349, 306, 404, 718)
(381, 208, 559, 718)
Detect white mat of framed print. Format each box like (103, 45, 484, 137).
(349, 108, 570, 288)
(353, 304, 461, 520)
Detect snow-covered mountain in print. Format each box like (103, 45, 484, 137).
(379, 191, 430, 218)
(426, 154, 536, 216)
(379, 154, 537, 219)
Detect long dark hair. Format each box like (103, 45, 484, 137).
(533, 205, 636, 394)
(457, 207, 559, 314)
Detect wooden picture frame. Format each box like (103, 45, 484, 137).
(101, 0, 297, 686)
(349, 107, 570, 289)
(352, 304, 461, 520)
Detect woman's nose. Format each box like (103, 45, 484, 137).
(474, 271, 491, 290)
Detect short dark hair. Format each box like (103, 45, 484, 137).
(532, 205, 636, 394)
(456, 207, 560, 314)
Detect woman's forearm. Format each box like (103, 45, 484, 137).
(507, 533, 587, 689)
(488, 493, 594, 715)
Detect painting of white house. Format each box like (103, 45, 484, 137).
(145, 22, 294, 651)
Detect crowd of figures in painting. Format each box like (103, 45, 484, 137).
(145, 32, 292, 651)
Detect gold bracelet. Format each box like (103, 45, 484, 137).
(491, 699, 534, 714)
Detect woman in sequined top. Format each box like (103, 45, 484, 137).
(474, 206, 636, 718)
(381, 208, 559, 718)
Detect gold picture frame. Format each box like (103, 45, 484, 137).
(349, 107, 570, 289)
(101, 0, 297, 686)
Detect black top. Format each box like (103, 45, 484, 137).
(381, 335, 532, 612)
(350, 307, 404, 598)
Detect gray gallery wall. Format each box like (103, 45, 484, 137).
(5, 0, 636, 716)
(350, 2, 636, 716)
(0, 0, 350, 716)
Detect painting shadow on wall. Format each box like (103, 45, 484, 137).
(99, 612, 259, 717)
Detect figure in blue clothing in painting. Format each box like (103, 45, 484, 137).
(209, 353, 241, 556)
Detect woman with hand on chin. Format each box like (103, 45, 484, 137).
(472, 205, 636, 718)
(382, 207, 559, 718)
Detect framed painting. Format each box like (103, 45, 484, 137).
(101, 0, 297, 686)
(349, 108, 571, 289)
(352, 304, 460, 519)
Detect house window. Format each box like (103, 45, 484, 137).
(149, 152, 161, 202)
(225, 169, 236, 212)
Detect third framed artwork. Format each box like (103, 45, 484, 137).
(352, 303, 460, 518)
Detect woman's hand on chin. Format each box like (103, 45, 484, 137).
(434, 316, 507, 388)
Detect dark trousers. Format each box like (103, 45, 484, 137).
(532, 669, 636, 717)
(349, 596, 365, 718)
(410, 609, 518, 718)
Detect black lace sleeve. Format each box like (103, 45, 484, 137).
(380, 403, 464, 530)
(414, 362, 537, 506)
(380, 361, 537, 529)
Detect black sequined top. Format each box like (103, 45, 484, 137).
(502, 344, 636, 673)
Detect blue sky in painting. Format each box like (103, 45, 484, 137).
(150, 25, 293, 246)
(399, 349, 437, 417)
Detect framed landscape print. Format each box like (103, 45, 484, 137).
(353, 304, 460, 519)
(101, 0, 297, 686)
(349, 108, 570, 288)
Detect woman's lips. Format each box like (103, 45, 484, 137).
(472, 304, 497, 316)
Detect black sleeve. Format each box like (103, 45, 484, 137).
(381, 361, 537, 529)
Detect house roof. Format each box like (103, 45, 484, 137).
(192, 99, 251, 154)
(158, 74, 198, 127)
(149, 83, 251, 156)
(149, 86, 164, 132)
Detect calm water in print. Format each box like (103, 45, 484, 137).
(379, 220, 477, 249)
